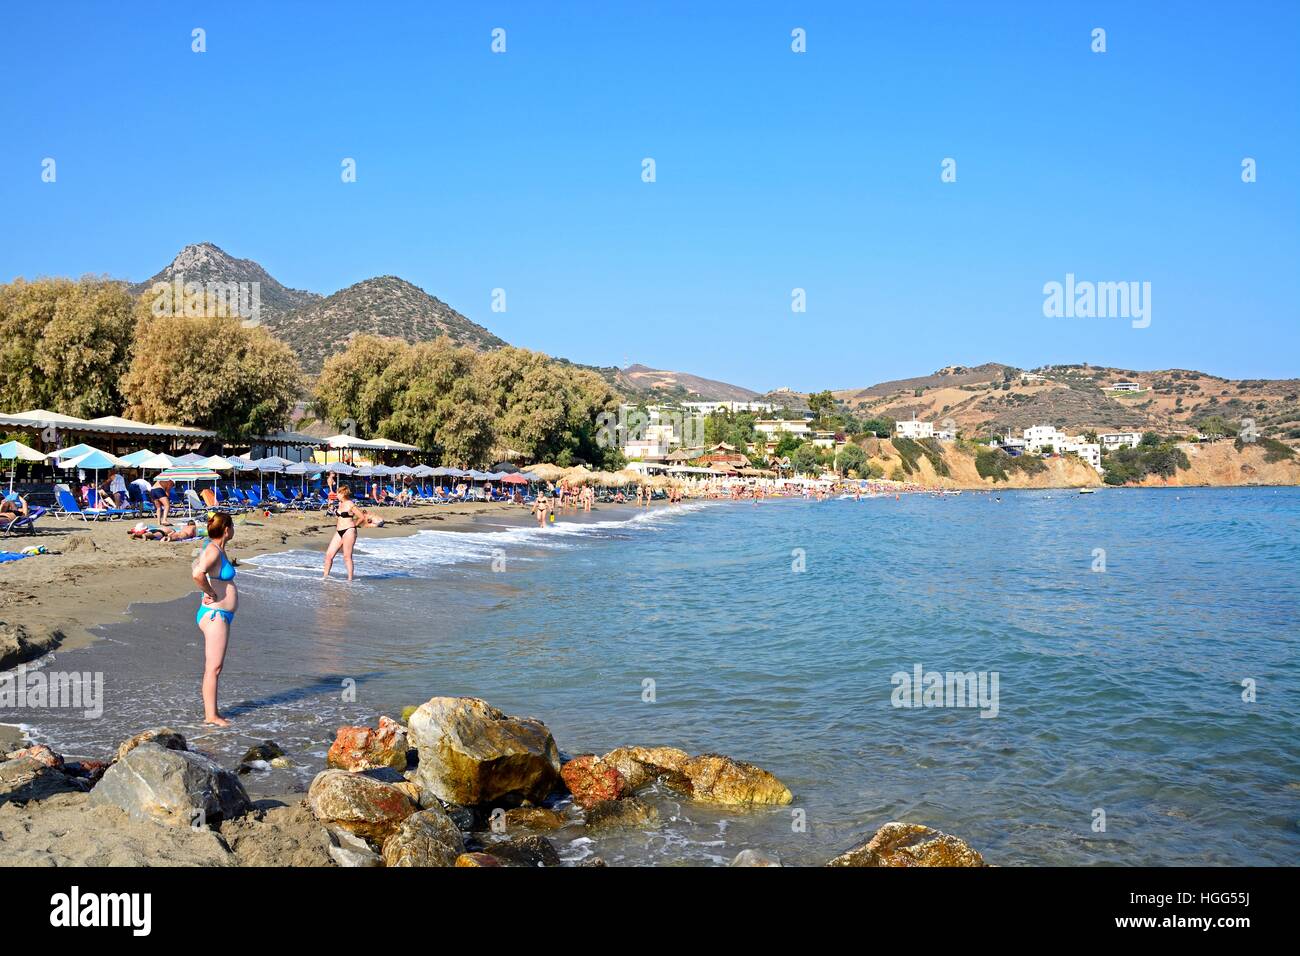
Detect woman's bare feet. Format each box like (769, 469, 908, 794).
(204, 715, 231, 727)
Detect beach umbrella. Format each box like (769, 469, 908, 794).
(500, 473, 528, 486)
(118, 449, 161, 468)
(51, 442, 103, 462)
(613, 468, 644, 485)
(322, 461, 356, 475)
(60, 448, 129, 504)
(432, 466, 463, 478)
(0, 439, 47, 493)
(226, 457, 258, 471)
(285, 460, 322, 494)
(526, 463, 564, 481)
(154, 465, 221, 482)
(172, 452, 208, 466)
(199, 455, 233, 471)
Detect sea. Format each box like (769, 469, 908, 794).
(5, 487, 1298, 866)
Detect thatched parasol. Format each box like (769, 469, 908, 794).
(525, 463, 564, 481)
(612, 468, 644, 485)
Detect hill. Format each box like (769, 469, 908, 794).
(609, 364, 760, 402)
(130, 242, 321, 323)
(261, 275, 506, 374)
(832, 363, 1300, 440)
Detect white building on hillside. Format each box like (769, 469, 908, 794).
(1106, 381, 1142, 392)
(682, 400, 774, 415)
(755, 419, 810, 437)
(1099, 431, 1142, 450)
(1023, 425, 1101, 471)
(894, 418, 934, 440)
(1023, 425, 1068, 453)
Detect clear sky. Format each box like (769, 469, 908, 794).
(1, 1, 1296, 392)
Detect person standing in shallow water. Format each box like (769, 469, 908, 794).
(192, 512, 238, 726)
(322, 486, 383, 581)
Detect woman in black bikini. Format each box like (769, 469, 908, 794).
(322, 486, 381, 581)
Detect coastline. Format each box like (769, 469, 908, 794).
(0, 499, 669, 748)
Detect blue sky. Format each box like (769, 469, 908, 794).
(1, 1, 1296, 391)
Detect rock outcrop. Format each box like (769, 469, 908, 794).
(827, 822, 986, 867)
(406, 697, 561, 806)
(89, 743, 251, 827)
(306, 769, 417, 840)
(327, 717, 409, 772)
(560, 754, 626, 809)
(381, 806, 466, 867)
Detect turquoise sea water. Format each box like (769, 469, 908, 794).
(7, 488, 1298, 866)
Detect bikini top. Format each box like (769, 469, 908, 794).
(209, 544, 236, 581)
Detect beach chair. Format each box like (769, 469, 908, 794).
(0, 506, 46, 537)
(55, 488, 108, 521)
(87, 489, 133, 519)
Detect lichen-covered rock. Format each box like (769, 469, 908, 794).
(682, 754, 792, 806)
(89, 744, 250, 827)
(114, 728, 187, 763)
(327, 716, 409, 772)
(306, 769, 417, 840)
(241, 741, 285, 764)
(406, 697, 561, 806)
(600, 746, 692, 793)
(0, 754, 87, 802)
(730, 849, 782, 867)
(827, 822, 987, 867)
(478, 834, 562, 867)
(560, 754, 626, 809)
(381, 806, 466, 867)
(4, 744, 63, 769)
(584, 796, 659, 831)
(326, 827, 382, 867)
(502, 807, 567, 832)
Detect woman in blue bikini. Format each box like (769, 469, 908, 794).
(191, 512, 238, 726)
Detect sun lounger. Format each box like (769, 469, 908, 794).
(55, 488, 110, 521)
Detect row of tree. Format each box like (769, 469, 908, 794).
(314, 335, 622, 467)
(0, 277, 624, 466)
(0, 277, 300, 442)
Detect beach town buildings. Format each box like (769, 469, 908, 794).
(681, 400, 775, 415)
(755, 419, 811, 437)
(1098, 431, 1143, 450)
(1023, 425, 1101, 472)
(894, 418, 934, 440)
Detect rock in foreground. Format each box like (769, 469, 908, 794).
(382, 806, 466, 867)
(827, 822, 987, 867)
(407, 697, 561, 806)
(327, 717, 409, 772)
(682, 754, 793, 806)
(89, 744, 251, 827)
(307, 769, 417, 840)
(560, 754, 626, 808)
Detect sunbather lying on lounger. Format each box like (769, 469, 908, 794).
(0, 494, 29, 530)
(128, 519, 199, 541)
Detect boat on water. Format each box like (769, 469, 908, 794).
(1079, 488, 1096, 494)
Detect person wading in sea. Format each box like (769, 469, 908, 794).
(321, 486, 383, 581)
(192, 512, 238, 727)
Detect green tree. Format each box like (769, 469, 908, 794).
(836, 443, 866, 476)
(0, 276, 134, 418)
(792, 442, 821, 475)
(122, 295, 302, 442)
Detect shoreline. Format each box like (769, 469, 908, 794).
(0, 499, 677, 750)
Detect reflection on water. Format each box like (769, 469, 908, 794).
(5, 491, 1298, 865)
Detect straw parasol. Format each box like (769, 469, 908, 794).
(612, 468, 643, 486)
(561, 465, 593, 484)
(525, 463, 564, 481)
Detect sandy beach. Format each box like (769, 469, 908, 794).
(1, 500, 528, 657)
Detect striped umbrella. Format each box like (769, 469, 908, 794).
(155, 465, 222, 482)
